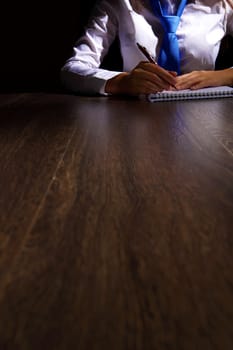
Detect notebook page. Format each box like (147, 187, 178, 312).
(147, 86, 233, 102)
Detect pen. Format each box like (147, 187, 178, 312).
(136, 42, 177, 89)
(136, 42, 157, 64)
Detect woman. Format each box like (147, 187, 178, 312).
(61, 0, 233, 96)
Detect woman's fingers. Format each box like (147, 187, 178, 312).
(139, 62, 177, 87)
(175, 72, 199, 89)
(134, 68, 170, 90)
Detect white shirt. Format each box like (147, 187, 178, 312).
(160, 0, 180, 14)
(61, 0, 233, 94)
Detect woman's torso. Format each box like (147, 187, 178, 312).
(115, 0, 232, 72)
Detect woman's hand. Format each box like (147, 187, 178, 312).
(175, 68, 233, 90)
(105, 61, 177, 96)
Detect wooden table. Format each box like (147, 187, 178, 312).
(0, 93, 233, 349)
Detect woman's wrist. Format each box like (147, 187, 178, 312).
(227, 68, 233, 86)
(105, 72, 129, 95)
(215, 68, 233, 86)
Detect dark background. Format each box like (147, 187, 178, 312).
(0, 1, 96, 91)
(0, 0, 232, 92)
(0, 0, 121, 91)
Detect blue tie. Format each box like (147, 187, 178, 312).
(150, 0, 187, 74)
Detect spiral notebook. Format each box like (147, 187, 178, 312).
(147, 86, 233, 102)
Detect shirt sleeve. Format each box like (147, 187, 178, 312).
(61, 0, 121, 95)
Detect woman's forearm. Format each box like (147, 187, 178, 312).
(219, 68, 233, 86)
(175, 68, 233, 90)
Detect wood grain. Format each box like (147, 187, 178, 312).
(0, 94, 232, 350)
